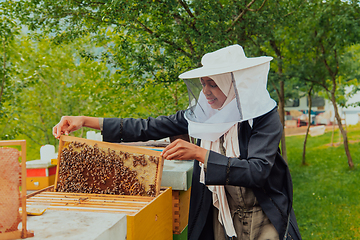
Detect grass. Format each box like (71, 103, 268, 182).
(287, 124, 360, 239)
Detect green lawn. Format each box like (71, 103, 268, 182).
(287, 125, 360, 239)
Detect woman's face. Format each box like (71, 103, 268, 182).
(201, 77, 227, 109)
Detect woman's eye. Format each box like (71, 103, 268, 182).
(210, 85, 217, 88)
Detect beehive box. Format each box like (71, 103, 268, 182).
(55, 135, 164, 197)
(24, 135, 173, 239)
(26, 160, 57, 190)
(26, 186, 173, 240)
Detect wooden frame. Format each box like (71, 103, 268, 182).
(55, 135, 164, 196)
(0, 140, 34, 239)
(26, 187, 173, 240)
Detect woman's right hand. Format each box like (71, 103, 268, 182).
(52, 116, 85, 139)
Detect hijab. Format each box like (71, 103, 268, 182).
(198, 72, 239, 237)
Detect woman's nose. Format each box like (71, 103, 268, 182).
(202, 85, 211, 95)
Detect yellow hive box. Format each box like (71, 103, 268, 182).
(26, 186, 173, 240)
(27, 135, 171, 239)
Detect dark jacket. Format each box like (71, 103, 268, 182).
(102, 108, 302, 240)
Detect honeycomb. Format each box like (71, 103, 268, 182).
(56, 141, 161, 197)
(0, 147, 21, 233)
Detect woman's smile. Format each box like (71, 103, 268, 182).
(206, 97, 217, 105)
(201, 77, 227, 109)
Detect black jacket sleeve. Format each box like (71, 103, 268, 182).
(205, 108, 282, 188)
(102, 110, 188, 143)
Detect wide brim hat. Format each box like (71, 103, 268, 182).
(179, 44, 273, 79)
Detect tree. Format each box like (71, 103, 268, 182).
(291, 0, 360, 168)
(14, 0, 302, 158)
(2, 32, 189, 159)
(15, 0, 272, 82)
(0, 1, 21, 139)
(302, 86, 313, 166)
(242, 0, 306, 161)
(6, 35, 122, 150)
(12, 0, 360, 167)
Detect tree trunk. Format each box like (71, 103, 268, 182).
(330, 114, 335, 146)
(278, 80, 287, 162)
(173, 86, 179, 111)
(274, 80, 287, 162)
(302, 87, 312, 165)
(329, 91, 354, 168)
(269, 40, 287, 162)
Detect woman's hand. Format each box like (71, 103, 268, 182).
(53, 116, 101, 139)
(52, 116, 85, 139)
(161, 139, 207, 163)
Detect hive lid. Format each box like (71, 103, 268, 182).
(26, 159, 55, 169)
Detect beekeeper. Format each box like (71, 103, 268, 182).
(53, 44, 302, 240)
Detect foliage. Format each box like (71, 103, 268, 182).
(7, 0, 275, 157)
(1, 33, 188, 159)
(0, 1, 22, 140)
(0, 1, 19, 39)
(8, 37, 106, 145)
(285, 0, 360, 167)
(288, 0, 360, 95)
(3, 0, 360, 163)
(13, 0, 278, 83)
(13, 0, 308, 105)
(338, 44, 360, 108)
(287, 124, 360, 239)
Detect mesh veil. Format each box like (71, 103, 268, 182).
(182, 62, 276, 141)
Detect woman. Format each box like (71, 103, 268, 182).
(53, 45, 302, 240)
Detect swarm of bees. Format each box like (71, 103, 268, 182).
(56, 141, 159, 197)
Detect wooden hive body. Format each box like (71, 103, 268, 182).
(24, 136, 172, 239)
(26, 186, 173, 240)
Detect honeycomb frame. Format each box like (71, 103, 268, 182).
(55, 135, 164, 197)
(0, 140, 34, 239)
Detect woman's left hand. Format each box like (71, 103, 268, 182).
(161, 139, 207, 163)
